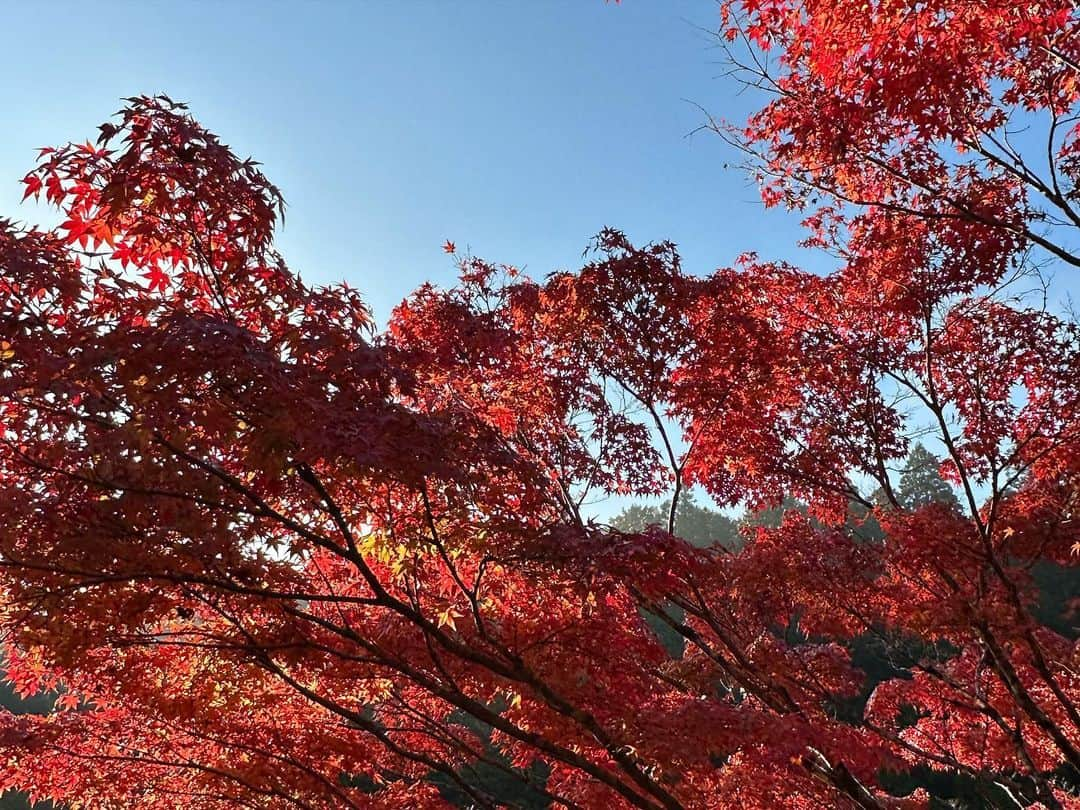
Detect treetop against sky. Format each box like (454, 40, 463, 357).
(0, 2, 821, 325)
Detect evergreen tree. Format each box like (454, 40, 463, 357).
(610, 491, 740, 550)
(896, 443, 961, 511)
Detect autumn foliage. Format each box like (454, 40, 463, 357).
(0, 2, 1078, 807)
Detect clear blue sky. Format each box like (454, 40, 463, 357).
(0, 1, 816, 324)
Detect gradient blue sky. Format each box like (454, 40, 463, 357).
(0, 1, 818, 323)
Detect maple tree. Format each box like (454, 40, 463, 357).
(0, 0, 1078, 805)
